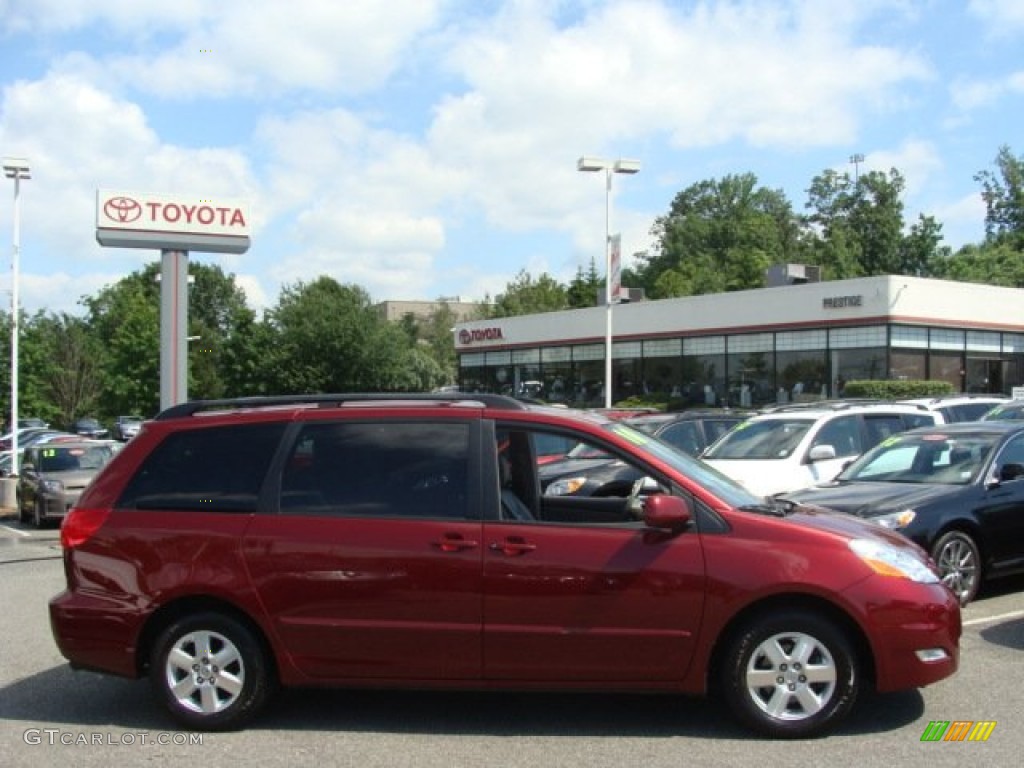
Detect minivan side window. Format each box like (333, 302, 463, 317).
(117, 423, 286, 512)
(279, 421, 470, 519)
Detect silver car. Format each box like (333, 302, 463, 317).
(18, 442, 117, 527)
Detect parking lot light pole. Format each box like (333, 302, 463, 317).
(577, 156, 640, 408)
(3, 157, 30, 477)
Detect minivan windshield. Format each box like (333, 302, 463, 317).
(606, 422, 762, 508)
(702, 418, 813, 460)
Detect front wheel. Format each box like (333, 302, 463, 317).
(719, 610, 859, 738)
(931, 530, 981, 605)
(150, 612, 274, 731)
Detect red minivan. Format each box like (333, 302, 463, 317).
(49, 394, 959, 738)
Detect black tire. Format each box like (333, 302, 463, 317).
(150, 612, 274, 731)
(719, 609, 859, 738)
(930, 530, 981, 605)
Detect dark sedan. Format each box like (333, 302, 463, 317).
(71, 417, 109, 439)
(625, 410, 751, 456)
(539, 411, 750, 498)
(782, 421, 1024, 604)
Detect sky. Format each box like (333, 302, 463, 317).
(0, 0, 1022, 316)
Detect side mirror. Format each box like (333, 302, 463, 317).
(807, 444, 837, 462)
(641, 494, 693, 532)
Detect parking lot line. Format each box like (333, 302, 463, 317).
(962, 608, 1024, 628)
(0, 524, 30, 537)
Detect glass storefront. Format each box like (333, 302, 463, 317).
(458, 323, 1024, 402)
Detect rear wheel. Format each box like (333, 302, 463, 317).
(931, 530, 981, 605)
(720, 609, 859, 738)
(150, 612, 274, 731)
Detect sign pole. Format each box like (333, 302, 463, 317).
(159, 250, 189, 410)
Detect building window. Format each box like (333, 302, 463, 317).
(829, 326, 887, 349)
(930, 329, 965, 351)
(892, 325, 928, 349)
(890, 350, 926, 381)
(776, 330, 827, 352)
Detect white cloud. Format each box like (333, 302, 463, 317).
(969, 0, 1024, 35)
(864, 140, 943, 197)
(0, 73, 260, 312)
(951, 70, 1024, 112)
(930, 192, 987, 250)
(37, 0, 444, 99)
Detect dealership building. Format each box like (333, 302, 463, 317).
(453, 274, 1024, 408)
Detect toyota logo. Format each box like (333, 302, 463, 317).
(459, 330, 471, 344)
(103, 196, 142, 223)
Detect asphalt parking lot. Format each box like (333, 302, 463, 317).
(1, 514, 1022, 768)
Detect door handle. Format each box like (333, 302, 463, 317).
(489, 537, 537, 556)
(434, 534, 479, 553)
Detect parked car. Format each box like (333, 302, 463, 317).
(539, 411, 752, 497)
(782, 421, 1024, 604)
(50, 393, 959, 737)
(111, 415, 145, 441)
(625, 410, 753, 457)
(0, 426, 58, 452)
(899, 394, 1010, 423)
(701, 401, 940, 497)
(18, 441, 118, 527)
(71, 417, 109, 439)
(981, 400, 1024, 421)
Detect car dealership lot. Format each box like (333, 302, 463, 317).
(1, 519, 1022, 768)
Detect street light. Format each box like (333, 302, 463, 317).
(577, 156, 640, 408)
(3, 157, 30, 477)
(849, 153, 864, 184)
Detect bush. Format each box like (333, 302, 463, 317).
(841, 379, 955, 399)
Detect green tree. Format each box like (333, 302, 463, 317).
(22, 312, 104, 426)
(422, 301, 459, 385)
(266, 277, 443, 393)
(82, 261, 256, 417)
(566, 260, 602, 308)
(975, 145, 1024, 248)
(931, 241, 1024, 288)
(488, 270, 569, 317)
(805, 167, 944, 277)
(83, 279, 160, 419)
(638, 173, 803, 297)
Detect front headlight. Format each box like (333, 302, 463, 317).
(40, 479, 65, 495)
(545, 476, 587, 496)
(849, 538, 938, 583)
(873, 508, 916, 530)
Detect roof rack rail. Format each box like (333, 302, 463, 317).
(920, 393, 1010, 403)
(759, 398, 885, 413)
(154, 392, 529, 421)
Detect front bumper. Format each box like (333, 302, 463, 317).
(846, 577, 960, 691)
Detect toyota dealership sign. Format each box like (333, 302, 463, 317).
(96, 189, 251, 254)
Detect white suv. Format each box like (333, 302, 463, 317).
(898, 394, 1009, 423)
(701, 402, 940, 497)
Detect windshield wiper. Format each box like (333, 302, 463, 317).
(737, 502, 789, 517)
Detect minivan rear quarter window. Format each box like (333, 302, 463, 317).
(117, 423, 286, 512)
